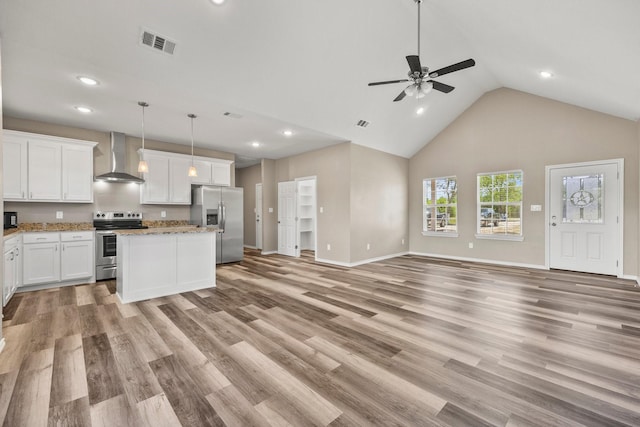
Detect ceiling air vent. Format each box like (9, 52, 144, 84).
(141, 29, 176, 55)
(223, 112, 243, 119)
(356, 119, 370, 128)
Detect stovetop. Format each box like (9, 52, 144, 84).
(93, 211, 147, 230)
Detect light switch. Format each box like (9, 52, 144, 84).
(161, 210, 167, 218)
(56, 211, 63, 219)
(268, 207, 274, 213)
(320, 206, 324, 214)
(530, 204, 542, 212)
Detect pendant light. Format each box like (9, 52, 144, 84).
(137, 101, 149, 173)
(187, 113, 198, 177)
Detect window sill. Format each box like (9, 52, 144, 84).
(422, 231, 459, 238)
(474, 234, 524, 242)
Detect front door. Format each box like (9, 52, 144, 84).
(278, 181, 297, 257)
(548, 160, 621, 275)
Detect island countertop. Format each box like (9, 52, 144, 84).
(114, 226, 222, 236)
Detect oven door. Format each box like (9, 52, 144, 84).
(96, 230, 117, 266)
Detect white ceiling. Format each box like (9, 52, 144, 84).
(1, 0, 639, 167)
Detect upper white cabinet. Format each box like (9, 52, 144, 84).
(139, 149, 233, 205)
(3, 130, 97, 203)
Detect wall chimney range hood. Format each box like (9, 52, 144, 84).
(94, 132, 145, 183)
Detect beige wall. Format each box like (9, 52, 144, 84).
(2, 116, 237, 223)
(274, 143, 352, 263)
(261, 159, 278, 253)
(409, 88, 639, 276)
(350, 144, 409, 262)
(235, 163, 262, 247)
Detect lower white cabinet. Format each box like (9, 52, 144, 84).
(61, 232, 94, 281)
(22, 231, 94, 287)
(22, 233, 60, 286)
(3, 235, 22, 306)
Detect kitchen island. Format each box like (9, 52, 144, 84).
(115, 226, 219, 303)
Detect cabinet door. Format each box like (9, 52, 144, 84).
(141, 153, 170, 204)
(3, 137, 28, 200)
(22, 243, 60, 285)
(169, 157, 192, 204)
(190, 159, 212, 185)
(61, 240, 94, 281)
(4, 250, 16, 306)
(211, 162, 231, 186)
(28, 141, 62, 200)
(62, 145, 94, 202)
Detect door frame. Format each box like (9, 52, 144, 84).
(255, 183, 263, 251)
(544, 158, 624, 277)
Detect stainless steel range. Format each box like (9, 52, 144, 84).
(94, 211, 147, 280)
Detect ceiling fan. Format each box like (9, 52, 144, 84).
(368, 0, 476, 102)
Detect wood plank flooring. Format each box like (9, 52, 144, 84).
(1, 249, 640, 426)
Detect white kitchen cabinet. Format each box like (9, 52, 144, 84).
(190, 159, 213, 185)
(28, 140, 62, 200)
(3, 235, 22, 306)
(3, 130, 97, 203)
(62, 144, 94, 202)
(212, 161, 231, 186)
(60, 231, 94, 281)
(139, 149, 205, 204)
(22, 233, 60, 286)
(3, 135, 28, 200)
(186, 158, 232, 186)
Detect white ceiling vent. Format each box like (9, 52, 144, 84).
(141, 29, 176, 55)
(223, 112, 243, 119)
(356, 120, 370, 128)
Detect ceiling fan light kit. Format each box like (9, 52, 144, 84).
(368, 0, 475, 102)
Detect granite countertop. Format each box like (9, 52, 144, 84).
(115, 226, 221, 236)
(4, 222, 95, 240)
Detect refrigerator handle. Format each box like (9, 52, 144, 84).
(221, 202, 227, 232)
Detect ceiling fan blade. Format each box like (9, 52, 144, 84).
(368, 79, 409, 86)
(429, 58, 476, 78)
(393, 90, 407, 102)
(406, 55, 422, 74)
(430, 80, 455, 93)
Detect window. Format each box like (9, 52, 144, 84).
(477, 171, 523, 238)
(423, 176, 457, 235)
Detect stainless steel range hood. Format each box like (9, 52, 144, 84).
(94, 132, 145, 183)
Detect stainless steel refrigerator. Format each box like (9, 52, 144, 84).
(190, 186, 244, 264)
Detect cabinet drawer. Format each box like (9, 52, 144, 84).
(23, 232, 60, 244)
(61, 231, 94, 242)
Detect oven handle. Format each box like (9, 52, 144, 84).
(100, 266, 117, 270)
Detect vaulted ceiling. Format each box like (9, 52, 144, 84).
(1, 0, 638, 167)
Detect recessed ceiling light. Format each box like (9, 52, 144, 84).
(251, 141, 261, 148)
(283, 130, 293, 137)
(211, 0, 225, 4)
(75, 106, 93, 114)
(77, 76, 99, 86)
(416, 107, 425, 115)
(539, 71, 553, 79)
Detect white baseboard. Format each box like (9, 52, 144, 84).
(0, 338, 5, 354)
(244, 245, 257, 249)
(261, 250, 277, 255)
(409, 251, 547, 270)
(620, 274, 640, 285)
(316, 251, 410, 268)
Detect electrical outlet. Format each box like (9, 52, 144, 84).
(320, 206, 324, 214)
(56, 211, 63, 219)
(468, 242, 474, 249)
(269, 207, 274, 213)
(161, 211, 166, 218)
(327, 243, 331, 251)
(530, 204, 543, 212)
(366, 243, 370, 251)
(402, 238, 405, 245)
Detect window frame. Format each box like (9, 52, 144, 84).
(422, 175, 459, 237)
(475, 169, 524, 241)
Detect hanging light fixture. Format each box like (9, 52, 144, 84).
(187, 113, 198, 177)
(137, 101, 149, 173)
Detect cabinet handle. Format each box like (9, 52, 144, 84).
(9, 252, 14, 261)
(55, 245, 58, 252)
(15, 248, 19, 256)
(22, 191, 25, 199)
(62, 244, 65, 251)
(30, 192, 33, 198)
(36, 237, 47, 240)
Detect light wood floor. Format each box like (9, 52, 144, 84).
(1, 249, 640, 426)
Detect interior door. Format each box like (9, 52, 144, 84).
(256, 183, 263, 250)
(548, 161, 620, 275)
(278, 181, 297, 257)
